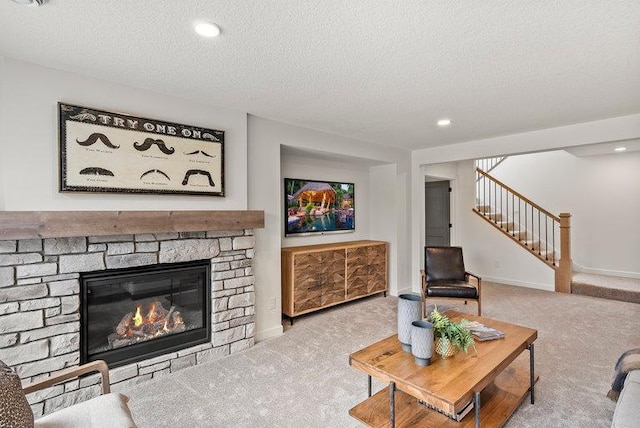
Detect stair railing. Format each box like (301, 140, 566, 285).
(474, 168, 572, 292)
(475, 156, 506, 175)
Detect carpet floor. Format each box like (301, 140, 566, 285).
(120, 282, 640, 427)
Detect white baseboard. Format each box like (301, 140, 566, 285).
(482, 275, 554, 292)
(255, 324, 284, 343)
(572, 263, 640, 279)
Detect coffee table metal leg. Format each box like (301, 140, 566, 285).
(389, 381, 396, 428)
(529, 342, 535, 404)
(368, 375, 372, 397)
(474, 391, 481, 428)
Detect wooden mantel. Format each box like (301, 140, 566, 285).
(0, 210, 264, 240)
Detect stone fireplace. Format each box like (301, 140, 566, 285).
(80, 259, 211, 368)
(0, 210, 263, 416)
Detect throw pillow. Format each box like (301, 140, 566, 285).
(0, 359, 34, 428)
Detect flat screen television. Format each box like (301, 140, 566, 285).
(284, 178, 355, 236)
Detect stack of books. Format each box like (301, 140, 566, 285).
(418, 399, 474, 422)
(466, 321, 505, 341)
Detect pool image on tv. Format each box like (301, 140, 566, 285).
(284, 178, 355, 236)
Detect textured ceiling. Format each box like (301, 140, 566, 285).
(1, 1, 639, 151)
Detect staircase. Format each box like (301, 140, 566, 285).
(473, 167, 572, 293)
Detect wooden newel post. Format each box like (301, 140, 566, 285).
(555, 213, 572, 293)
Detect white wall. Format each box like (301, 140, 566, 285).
(491, 150, 640, 278)
(248, 116, 412, 341)
(281, 154, 372, 247)
(0, 58, 248, 210)
(411, 114, 640, 291)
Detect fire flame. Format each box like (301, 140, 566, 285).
(133, 306, 143, 327)
(147, 303, 157, 323)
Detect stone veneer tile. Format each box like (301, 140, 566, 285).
(179, 232, 206, 239)
(59, 253, 105, 273)
(19, 298, 60, 311)
(224, 276, 255, 290)
(61, 296, 79, 315)
(213, 325, 245, 346)
(196, 345, 229, 364)
(18, 240, 42, 253)
(0, 302, 19, 315)
(17, 353, 79, 378)
(0, 253, 43, 267)
(135, 242, 159, 252)
(153, 233, 179, 240)
(0, 267, 14, 287)
(159, 239, 220, 263)
(230, 338, 254, 354)
(206, 230, 243, 238)
(105, 253, 157, 269)
(44, 237, 87, 255)
(88, 235, 134, 243)
(109, 365, 139, 383)
(48, 279, 79, 296)
(0, 284, 48, 302)
(0, 311, 44, 334)
(20, 323, 78, 343)
(43, 384, 100, 415)
(0, 333, 18, 348)
(0, 241, 17, 254)
(233, 236, 255, 250)
(0, 339, 49, 365)
(45, 313, 79, 326)
(50, 333, 79, 356)
(170, 354, 196, 372)
(16, 263, 58, 279)
(107, 242, 134, 255)
(87, 244, 107, 252)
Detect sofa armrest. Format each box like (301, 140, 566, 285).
(23, 360, 110, 395)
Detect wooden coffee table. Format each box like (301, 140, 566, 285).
(349, 311, 537, 428)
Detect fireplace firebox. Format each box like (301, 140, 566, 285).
(80, 260, 211, 368)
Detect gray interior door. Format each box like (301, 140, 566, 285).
(425, 181, 450, 247)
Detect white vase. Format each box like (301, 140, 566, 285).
(397, 293, 422, 352)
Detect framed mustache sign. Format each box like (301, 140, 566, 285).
(58, 103, 225, 196)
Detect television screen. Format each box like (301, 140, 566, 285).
(284, 178, 355, 236)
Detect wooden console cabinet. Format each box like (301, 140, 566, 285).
(281, 240, 387, 321)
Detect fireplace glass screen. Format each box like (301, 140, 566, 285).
(81, 260, 211, 367)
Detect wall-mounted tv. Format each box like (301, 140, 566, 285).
(284, 178, 355, 237)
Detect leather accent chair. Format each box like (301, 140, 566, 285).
(420, 246, 481, 317)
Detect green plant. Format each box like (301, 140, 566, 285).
(427, 306, 476, 354)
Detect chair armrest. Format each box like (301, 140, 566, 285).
(465, 271, 481, 281)
(23, 360, 110, 395)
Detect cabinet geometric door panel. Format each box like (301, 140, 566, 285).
(367, 244, 387, 293)
(347, 244, 387, 298)
(320, 249, 346, 306)
(292, 252, 323, 313)
(292, 249, 345, 313)
(346, 246, 369, 299)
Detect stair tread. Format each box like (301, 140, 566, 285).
(572, 273, 640, 293)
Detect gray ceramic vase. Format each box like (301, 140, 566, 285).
(397, 293, 422, 352)
(411, 320, 434, 366)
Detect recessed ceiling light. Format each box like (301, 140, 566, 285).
(614, 147, 627, 152)
(194, 21, 220, 38)
(437, 119, 452, 127)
